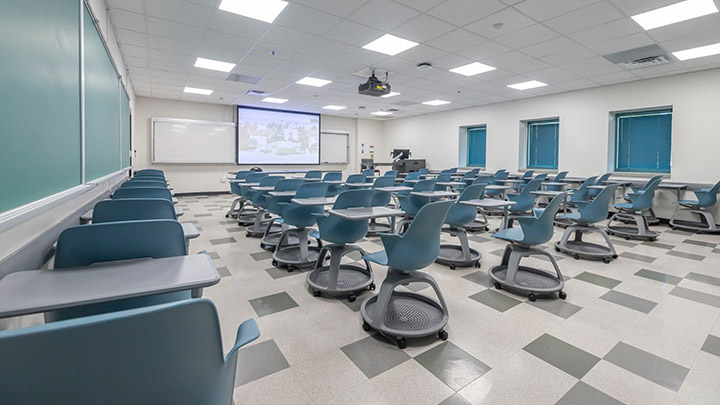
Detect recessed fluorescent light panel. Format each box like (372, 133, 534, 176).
(262, 97, 288, 104)
(184, 87, 213, 95)
(218, 0, 289, 23)
(296, 77, 332, 87)
(363, 34, 419, 56)
(422, 99, 450, 106)
(507, 80, 547, 90)
(380, 92, 401, 98)
(631, 0, 718, 30)
(449, 62, 496, 76)
(371, 111, 393, 116)
(673, 41, 720, 60)
(194, 57, 236, 72)
(322, 105, 346, 110)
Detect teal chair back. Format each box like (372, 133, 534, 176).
(122, 180, 167, 189)
(625, 177, 661, 211)
(398, 180, 436, 216)
(323, 172, 342, 181)
(570, 176, 597, 203)
(92, 199, 176, 223)
(136, 169, 164, 175)
(372, 176, 395, 206)
(434, 173, 452, 191)
(589, 173, 612, 197)
(440, 168, 457, 174)
(404, 172, 421, 181)
(266, 179, 304, 215)
(305, 170, 322, 179)
(546, 171, 568, 191)
(0, 300, 259, 405)
(636, 175, 664, 193)
(517, 193, 566, 245)
(241, 172, 269, 199)
(315, 190, 374, 244)
(230, 171, 252, 196)
(380, 200, 454, 272)
(113, 187, 172, 202)
(133, 173, 166, 181)
(445, 184, 486, 227)
(577, 185, 619, 223)
(694, 180, 720, 207)
(417, 168, 429, 175)
(509, 179, 542, 213)
(251, 176, 285, 208)
(489, 171, 509, 185)
(362, 169, 375, 177)
(521, 170, 535, 181)
(280, 182, 329, 228)
(383, 170, 398, 178)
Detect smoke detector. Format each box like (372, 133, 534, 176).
(244, 89, 269, 97)
(417, 62, 432, 70)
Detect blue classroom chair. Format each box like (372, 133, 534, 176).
(589, 173, 612, 198)
(121, 180, 168, 189)
(395, 179, 436, 233)
(236, 172, 270, 225)
(342, 174, 367, 191)
(606, 177, 662, 241)
(436, 184, 486, 269)
(113, 187, 173, 202)
(92, 198, 176, 223)
(260, 179, 306, 251)
(554, 176, 597, 227)
(303, 170, 323, 180)
(383, 170, 398, 178)
(546, 171, 569, 191)
(362, 168, 376, 182)
(367, 176, 397, 235)
(505, 179, 543, 229)
(227, 170, 252, 218)
(670, 180, 720, 233)
(245, 175, 284, 237)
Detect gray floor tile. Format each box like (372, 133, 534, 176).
(574, 272, 622, 289)
(666, 229, 693, 235)
(194, 213, 212, 218)
(713, 248, 720, 254)
(556, 382, 623, 405)
(701, 335, 720, 357)
(183, 220, 199, 224)
(403, 282, 430, 292)
(600, 290, 657, 314)
(603, 342, 689, 392)
(523, 333, 600, 379)
(234, 339, 290, 386)
(249, 292, 299, 317)
(528, 299, 582, 319)
(685, 272, 720, 287)
(682, 239, 717, 248)
(219, 220, 236, 225)
(462, 271, 491, 287)
(489, 249, 505, 257)
(414, 341, 490, 391)
(196, 226, 204, 232)
(469, 235, 492, 243)
(634, 269, 682, 285)
(226, 227, 245, 233)
(669, 286, 720, 308)
(469, 289, 521, 312)
(619, 252, 656, 263)
(264, 267, 303, 279)
(208, 207, 224, 211)
(207, 251, 221, 260)
(250, 251, 273, 261)
(340, 294, 367, 312)
(666, 250, 705, 261)
(641, 241, 675, 250)
(612, 240, 638, 248)
(217, 266, 231, 277)
(438, 393, 472, 405)
(341, 334, 411, 378)
(210, 237, 236, 245)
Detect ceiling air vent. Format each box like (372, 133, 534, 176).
(244, 89, 269, 97)
(604, 44, 672, 70)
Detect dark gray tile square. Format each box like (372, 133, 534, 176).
(234, 339, 290, 386)
(556, 382, 623, 405)
(183, 220, 199, 224)
(666, 250, 705, 261)
(219, 220, 237, 225)
(574, 272, 622, 289)
(250, 251, 274, 261)
(210, 237, 236, 245)
(207, 251, 220, 260)
(612, 240, 638, 248)
(528, 299, 582, 319)
(685, 272, 720, 287)
(194, 213, 212, 218)
(666, 229, 693, 235)
(208, 207, 224, 211)
(249, 292, 299, 317)
(670, 286, 720, 308)
(404, 282, 429, 292)
(682, 239, 716, 248)
(712, 248, 720, 254)
(341, 334, 411, 378)
(619, 252, 656, 263)
(701, 335, 720, 357)
(469, 289, 521, 312)
(217, 266, 231, 278)
(462, 271, 491, 287)
(641, 241, 675, 250)
(489, 249, 505, 257)
(340, 293, 368, 312)
(634, 269, 682, 285)
(604, 342, 689, 392)
(469, 235, 492, 243)
(414, 342, 490, 391)
(600, 290, 657, 314)
(523, 334, 600, 379)
(264, 267, 303, 279)
(196, 226, 203, 232)
(439, 393, 472, 405)
(226, 227, 245, 233)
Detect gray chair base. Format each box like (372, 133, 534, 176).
(360, 269, 449, 349)
(367, 218, 393, 236)
(615, 209, 659, 226)
(606, 211, 658, 241)
(436, 227, 481, 269)
(555, 224, 617, 263)
(307, 244, 374, 302)
(272, 228, 322, 271)
(260, 221, 297, 250)
(245, 210, 279, 237)
(489, 244, 566, 302)
(226, 197, 244, 218)
(463, 210, 489, 232)
(669, 208, 720, 234)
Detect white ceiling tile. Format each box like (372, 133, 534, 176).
(464, 7, 535, 39)
(427, 0, 507, 26)
(146, 17, 205, 43)
(347, 0, 420, 31)
(196, 45, 245, 64)
(544, 2, 625, 35)
(540, 46, 598, 65)
(107, 0, 145, 14)
(508, 58, 553, 74)
(555, 78, 599, 90)
(396, 44, 448, 63)
(661, 28, 720, 53)
(250, 42, 298, 61)
(482, 50, 534, 69)
(208, 9, 270, 39)
(456, 40, 512, 60)
(290, 0, 366, 18)
(592, 70, 637, 85)
(425, 29, 486, 53)
(304, 38, 357, 58)
(322, 20, 384, 46)
(147, 34, 200, 55)
(116, 29, 148, 47)
(147, 49, 195, 65)
(148, 59, 192, 74)
(531, 66, 581, 82)
(340, 48, 389, 65)
(145, 0, 213, 27)
(647, 13, 720, 43)
(562, 56, 624, 76)
(495, 24, 561, 49)
(586, 32, 656, 55)
(239, 54, 285, 70)
(262, 26, 318, 50)
(202, 31, 256, 54)
(390, 14, 455, 43)
(568, 18, 643, 45)
(393, 0, 446, 12)
(274, 3, 342, 35)
(609, 0, 680, 16)
(513, 0, 598, 21)
(109, 9, 146, 32)
(520, 36, 580, 58)
(120, 44, 149, 59)
(124, 56, 149, 68)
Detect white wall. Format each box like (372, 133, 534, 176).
(133, 97, 384, 193)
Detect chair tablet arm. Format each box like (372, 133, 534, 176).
(225, 318, 261, 363)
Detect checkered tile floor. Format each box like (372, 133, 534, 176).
(181, 194, 720, 405)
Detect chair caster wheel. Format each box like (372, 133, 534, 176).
(474, 262, 481, 268)
(670, 226, 676, 230)
(649, 237, 657, 242)
(397, 338, 408, 349)
(438, 330, 448, 341)
(559, 291, 567, 300)
(603, 257, 611, 264)
(528, 293, 537, 302)
(313, 290, 321, 297)
(573, 254, 580, 260)
(449, 263, 456, 270)
(287, 267, 294, 273)
(272, 260, 278, 267)
(369, 283, 376, 291)
(484, 227, 489, 232)
(362, 322, 371, 332)
(555, 247, 561, 252)
(246, 232, 251, 237)
(225, 214, 230, 218)
(624, 235, 631, 240)
(348, 295, 356, 303)
(494, 282, 502, 290)
(612, 254, 618, 259)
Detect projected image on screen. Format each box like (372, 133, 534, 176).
(237, 107, 320, 165)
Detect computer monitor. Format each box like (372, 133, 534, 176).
(391, 149, 410, 160)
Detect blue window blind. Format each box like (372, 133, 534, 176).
(527, 119, 559, 169)
(467, 127, 486, 167)
(615, 109, 672, 173)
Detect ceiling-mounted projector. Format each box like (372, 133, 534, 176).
(358, 72, 391, 96)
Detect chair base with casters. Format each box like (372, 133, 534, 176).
(669, 209, 720, 234)
(554, 225, 618, 263)
(307, 244, 375, 302)
(360, 267, 449, 349)
(606, 211, 658, 241)
(489, 244, 566, 302)
(614, 209, 660, 226)
(226, 197, 244, 218)
(436, 227, 482, 269)
(245, 210, 281, 237)
(461, 210, 489, 232)
(236, 206, 260, 225)
(272, 228, 323, 271)
(260, 220, 299, 251)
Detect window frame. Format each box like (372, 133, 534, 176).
(525, 118, 559, 170)
(612, 107, 672, 174)
(466, 126, 487, 168)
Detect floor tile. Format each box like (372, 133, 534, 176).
(468, 235, 492, 243)
(666, 250, 705, 261)
(414, 341, 491, 391)
(461, 271, 491, 286)
(556, 381, 623, 405)
(523, 333, 600, 379)
(264, 266, 303, 279)
(701, 334, 720, 357)
(612, 240, 638, 248)
(219, 220, 236, 225)
(226, 227, 245, 233)
(341, 334, 412, 379)
(574, 272, 622, 289)
(234, 339, 290, 386)
(527, 299, 582, 319)
(207, 251, 220, 260)
(669, 286, 720, 308)
(619, 251, 656, 263)
(249, 292, 299, 317)
(489, 248, 505, 257)
(438, 393, 472, 405)
(600, 290, 657, 314)
(634, 269, 682, 285)
(603, 342, 689, 392)
(641, 241, 675, 250)
(682, 239, 716, 248)
(210, 237, 236, 245)
(685, 272, 720, 287)
(194, 213, 212, 218)
(469, 289, 521, 312)
(250, 251, 273, 261)
(216, 266, 231, 277)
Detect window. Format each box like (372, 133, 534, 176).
(466, 126, 486, 167)
(615, 109, 672, 173)
(527, 119, 559, 169)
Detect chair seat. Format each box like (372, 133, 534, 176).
(613, 202, 633, 210)
(362, 250, 388, 266)
(309, 231, 320, 239)
(491, 227, 524, 243)
(557, 211, 581, 221)
(676, 200, 701, 207)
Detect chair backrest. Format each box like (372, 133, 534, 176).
(345, 174, 366, 184)
(266, 179, 304, 215)
(383, 170, 398, 178)
(404, 172, 421, 181)
(510, 179, 542, 212)
(133, 174, 166, 183)
(472, 175, 492, 185)
(136, 169, 164, 175)
(323, 172, 342, 181)
(445, 184, 486, 227)
(361, 169, 375, 177)
(305, 170, 322, 179)
(417, 168, 429, 175)
(282, 183, 328, 227)
(594, 173, 612, 185)
(578, 185, 619, 224)
(534, 173, 548, 182)
(519, 193, 566, 245)
(294, 182, 329, 199)
(112, 187, 172, 201)
(371, 177, 395, 206)
(92, 199, 176, 223)
(412, 179, 436, 192)
(553, 171, 569, 182)
(384, 200, 454, 271)
(638, 175, 664, 192)
(121, 181, 167, 189)
(489, 171, 509, 185)
(629, 177, 662, 211)
(440, 168, 457, 174)
(241, 172, 270, 198)
(373, 176, 395, 189)
(333, 189, 374, 209)
(522, 170, 535, 179)
(696, 180, 720, 207)
(435, 173, 452, 182)
(230, 171, 252, 195)
(252, 176, 285, 207)
(0, 299, 246, 405)
(570, 176, 597, 202)
(493, 169, 507, 176)
(316, 190, 374, 244)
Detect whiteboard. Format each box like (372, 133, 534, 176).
(152, 118, 235, 164)
(320, 131, 348, 163)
